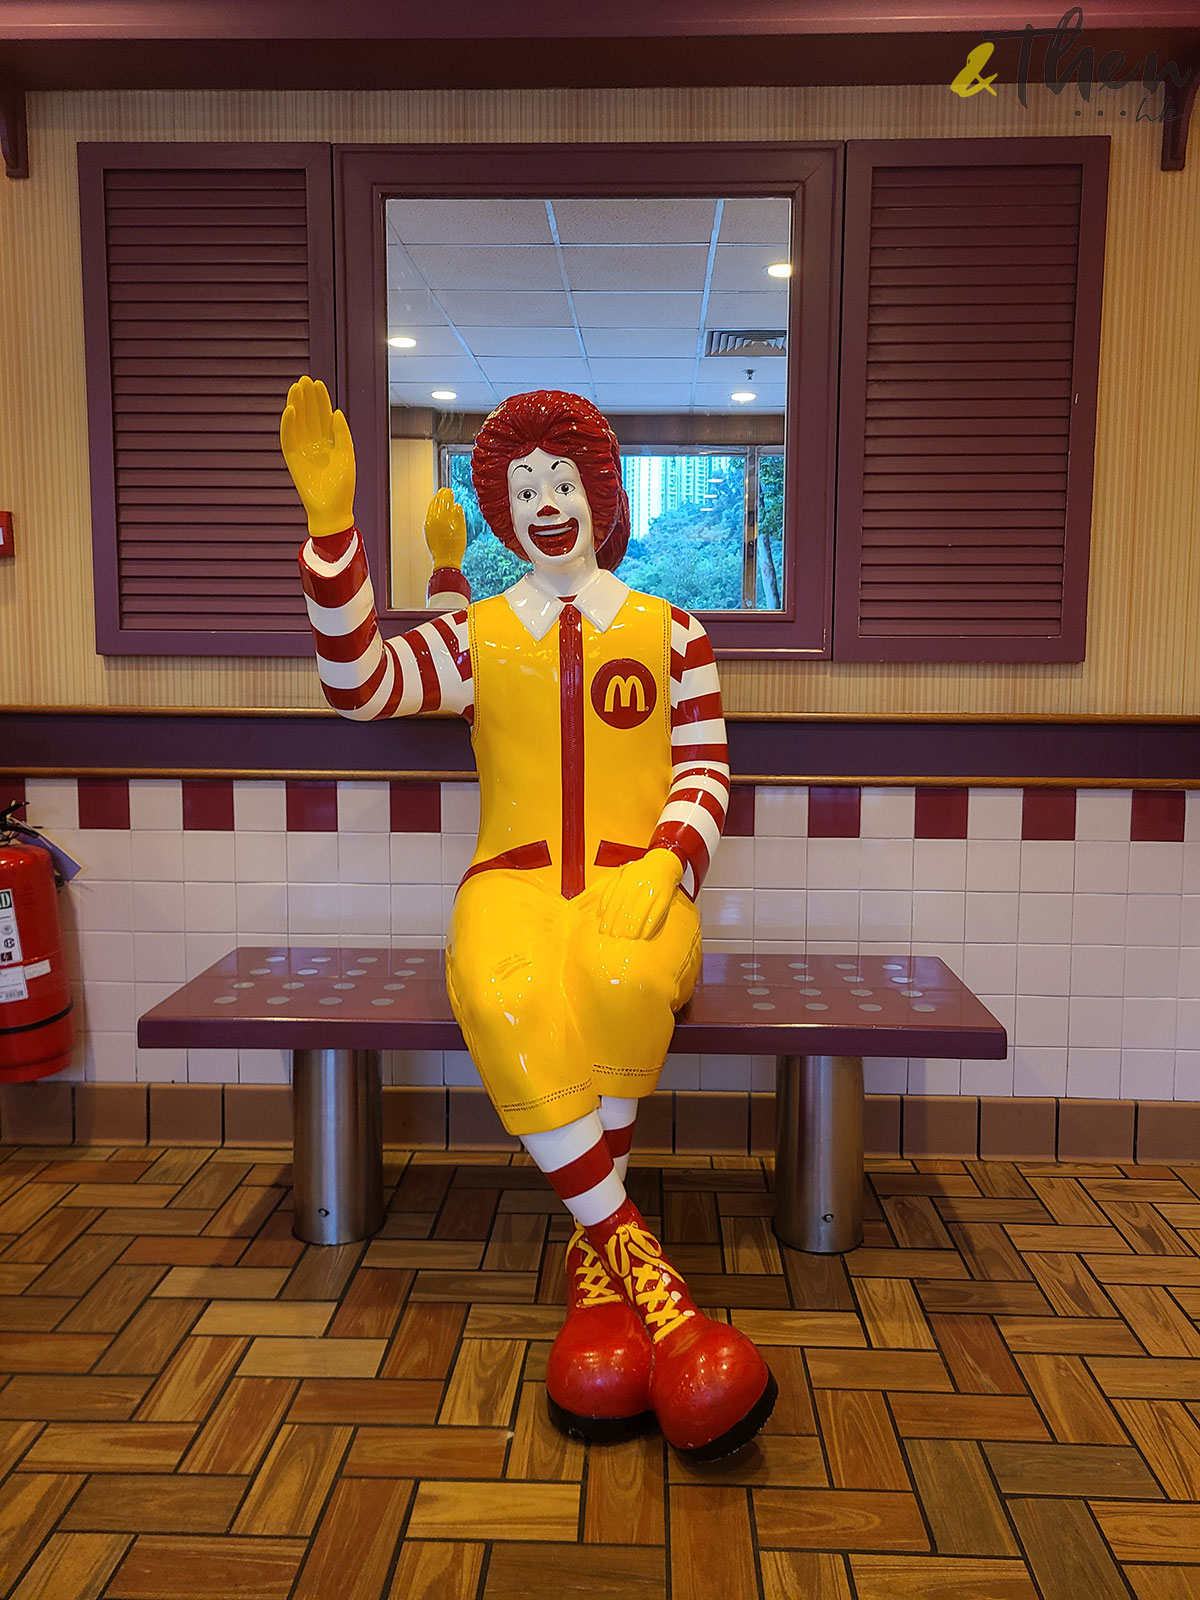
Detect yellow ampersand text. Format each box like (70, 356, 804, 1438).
(951, 42, 999, 98)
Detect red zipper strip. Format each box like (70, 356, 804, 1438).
(559, 603, 585, 899)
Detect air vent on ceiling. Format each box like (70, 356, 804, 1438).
(705, 329, 787, 358)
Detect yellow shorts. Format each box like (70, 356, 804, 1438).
(444, 869, 703, 1136)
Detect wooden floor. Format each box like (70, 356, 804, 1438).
(1, 1147, 1200, 1600)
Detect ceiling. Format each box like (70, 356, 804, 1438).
(386, 197, 791, 417)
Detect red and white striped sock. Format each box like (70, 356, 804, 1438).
(522, 1112, 626, 1228)
(598, 1096, 638, 1182)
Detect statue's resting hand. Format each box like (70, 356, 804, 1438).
(598, 848, 686, 942)
(280, 376, 356, 539)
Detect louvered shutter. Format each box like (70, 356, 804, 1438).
(79, 144, 333, 656)
(834, 138, 1108, 662)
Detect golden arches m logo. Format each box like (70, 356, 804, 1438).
(591, 658, 658, 730)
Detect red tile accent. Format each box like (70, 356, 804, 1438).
(808, 786, 861, 839)
(389, 781, 441, 833)
(3, 777, 26, 812)
(182, 777, 235, 832)
(286, 780, 339, 832)
(77, 776, 130, 830)
(1021, 788, 1076, 841)
(1130, 789, 1186, 843)
(724, 785, 756, 838)
(914, 787, 969, 840)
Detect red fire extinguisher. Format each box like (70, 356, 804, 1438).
(0, 802, 76, 1082)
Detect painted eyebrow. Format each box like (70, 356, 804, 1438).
(551, 460, 571, 471)
(511, 463, 534, 474)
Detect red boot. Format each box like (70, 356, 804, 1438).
(545, 1223, 655, 1442)
(585, 1199, 777, 1461)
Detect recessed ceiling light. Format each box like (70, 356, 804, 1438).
(730, 390, 756, 404)
(765, 262, 793, 279)
(430, 389, 458, 401)
(388, 335, 417, 348)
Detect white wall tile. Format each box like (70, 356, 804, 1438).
(967, 788, 1022, 840)
(1015, 995, 1069, 1047)
(23, 778, 78, 831)
(1180, 946, 1200, 999)
(338, 780, 390, 833)
(1075, 788, 1131, 841)
(907, 1058, 961, 1094)
(913, 839, 967, 891)
(1122, 996, 1178, 1050)
(135, 1047, 187, 1083)
(235, 831, 286, 882)
(1068, 994, 1123, 1048)
(77, 930, 135, 984)
(188, 1048, 239, 1084)
(697, 888, 755, 936)
(699, 1053, 755, 1090)
(337, 881, 391, 936)
(1120, 1048, 1176, 1100)
(859, 839, 913, 892)
(183, 832, 237, 884)
(962, 943, 1017, 996)
(84, 1030, 136, 1082)
(1013, 1046, 1067, 1097)
(338, 832, 391, 883)
(443, 1049, 482, 1086)
(388, 1049, 445, 1087)
(803, 890, 858, 944)
(1075, 841, 1130, 894)
(860, 786, 914, 839)
(754, 836, 806, 890)
(128, 880, 181, 933)
(72, 829, 133, 881)
(1176, 998, 1200, 1048)
(807, 839, 861, 891)
(704, 836, 755, 889)
(1175, 1050, 1200, 1097)
(1019, 841, 1074, 895)
(136, 831, 185, 882)
(1071, 944, 1126, 996)
(389, 833, 446, 885)
(966, 839, 1021, 891)
(185, 933, 235, 974)
(1128, 841, 1185, 896)
(1019, 894, 1074, 945)
(863, 1057, 907, 1093)
(859, 891, 912, 943)
(658, 1053, 700, 1090)
(1124, 945, 1180, 998)
(133, 930, 187, 984)
(128, 779, 182, 831)
(1017, 944, 1071, 998)
(754, 786, 807, 837)
(1066, 1047, 1122, 1098)
(239, 1049, 292, 1085)
(441, 783, 481, 833)
(390, 883, 448, 938)
(965, 893, 1019, 945)
(962, 1057, 1013, 1096)
(287, 832, 340, 882)
(234, 780, 287, 832)
(184, 881, 237, 936)
(288, 883, 340, 936)
(912, 891, 965, 944)
(1183, 898, 1200, 945)
(1126, 894, 1182, 947)
(236, 882, 288, 933)
(1071, 894, 1127, 946)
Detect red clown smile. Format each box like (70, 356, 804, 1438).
(527, 519, 579, 556)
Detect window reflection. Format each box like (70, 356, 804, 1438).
(385, 196, 790, 612)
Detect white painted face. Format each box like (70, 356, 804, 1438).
(507, 448, 594, 568)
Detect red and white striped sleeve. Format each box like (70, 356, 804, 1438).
(299, 528, 473, 722)
(647, 607, 730, 899)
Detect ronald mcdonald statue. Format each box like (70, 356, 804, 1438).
(282, 376, 776, 1460)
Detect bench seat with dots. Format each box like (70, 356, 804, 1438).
(139, 948, 1006, 1252)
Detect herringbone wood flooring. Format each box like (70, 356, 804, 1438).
(1, 1144, 1200, 1598)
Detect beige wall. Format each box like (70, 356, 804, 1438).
(1, 83, 1197, 716)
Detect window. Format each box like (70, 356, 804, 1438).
(79, 137, 1106, 662)
(340, 144, 839, 657)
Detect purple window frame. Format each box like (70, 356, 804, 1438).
(336, 142, 842, 660)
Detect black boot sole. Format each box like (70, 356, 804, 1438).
(547, 1396, 659, 1444)
(674, 1369, 779, 1464)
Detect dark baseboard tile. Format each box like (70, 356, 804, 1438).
(0, 1083, 1197, 1163)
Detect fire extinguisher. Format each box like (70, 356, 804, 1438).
(0, 802, 76, 1082)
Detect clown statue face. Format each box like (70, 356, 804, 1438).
(507, 448, 596, 593)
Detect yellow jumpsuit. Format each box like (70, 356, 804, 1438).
(445, 588, 702, 1135)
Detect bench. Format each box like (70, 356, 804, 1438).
(138, 946, 1007, 1255)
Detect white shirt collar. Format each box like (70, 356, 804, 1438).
(503, 567, 630, 641)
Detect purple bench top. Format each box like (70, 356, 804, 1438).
(138, 947, 1008, 1060)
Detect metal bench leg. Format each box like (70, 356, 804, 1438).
(773, 1054, 864, 1254)
(291, 1048, 384, 1245)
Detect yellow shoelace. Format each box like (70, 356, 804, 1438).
(603, 1223, 695, 1343)
(569, 1226, 623, 1309)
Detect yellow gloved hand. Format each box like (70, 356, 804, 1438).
(598, 847, 686, 942)
(424, 487, 467, 570)
(280, 375, 356, 539)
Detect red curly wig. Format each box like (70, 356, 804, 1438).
(471, 390, 630, 572)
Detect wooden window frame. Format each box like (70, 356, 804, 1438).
(336, 142, 842, 659)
